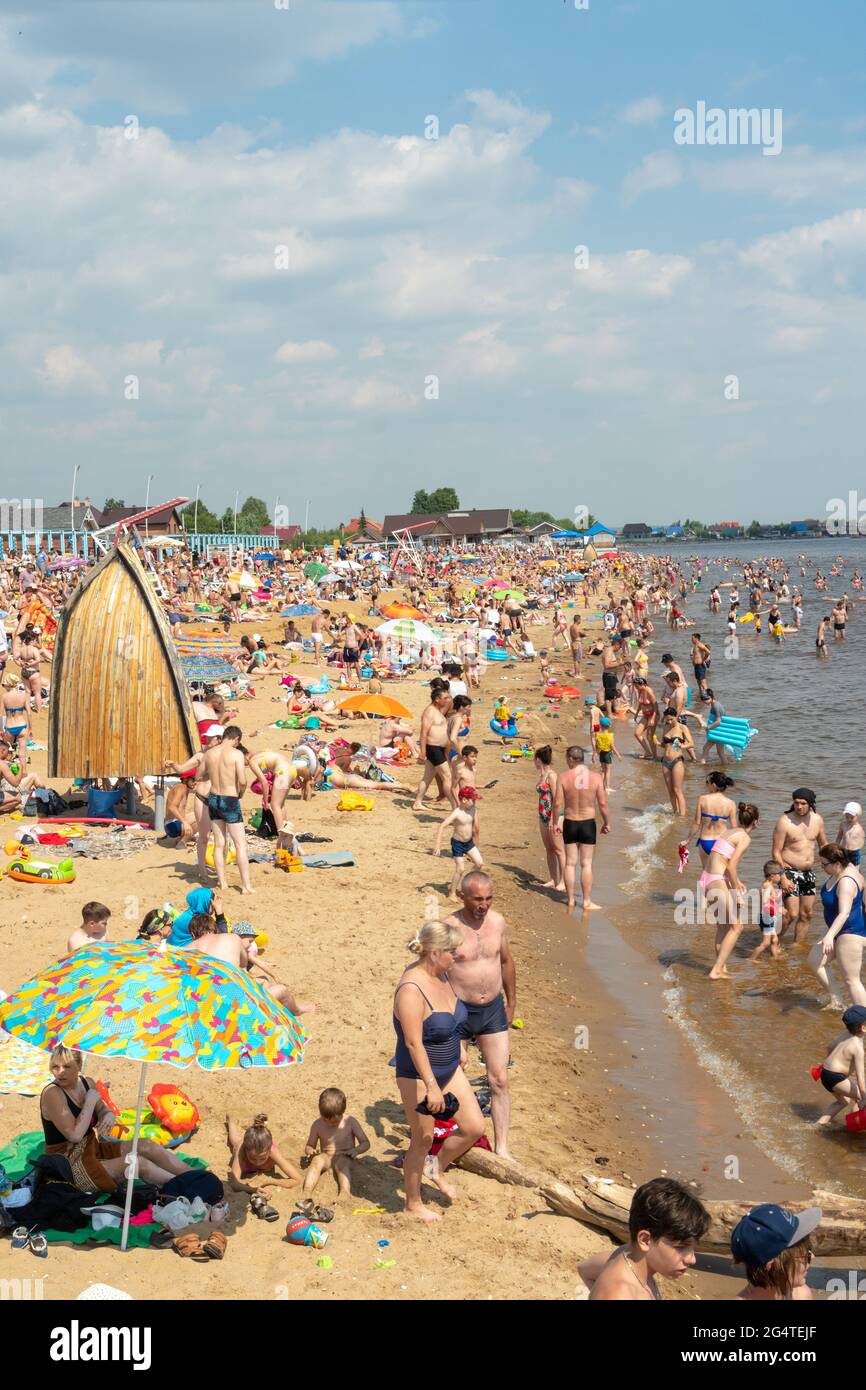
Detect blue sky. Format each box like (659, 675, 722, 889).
(1, 0, 865, 527)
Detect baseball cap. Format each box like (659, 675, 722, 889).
(458, 787, 481, 800)
(731, 1204, 822, 1267)
(599, 716, 611, 728)
(845, 802, 862, 817)
(843, 1005, 866, 1029)
(205, 724, 225, 739)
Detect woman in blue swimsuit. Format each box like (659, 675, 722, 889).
(393, 920, 485, 1222)
(690, 771, 738, 868)
(809, 844, 866, 1008)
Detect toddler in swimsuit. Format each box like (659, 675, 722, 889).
(816, 1006, 866, 1126)
(750, 861, 791, 961)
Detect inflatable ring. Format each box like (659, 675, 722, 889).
(490, 719, 519, 738)
(292, 746, 319, 775)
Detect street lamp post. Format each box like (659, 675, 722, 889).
(234, 489, 239, 536)
(145, 474, 154, 536)
(70, 464, 80, 553)
(194, 483, 200, 535)
(304, 499, 310, 534)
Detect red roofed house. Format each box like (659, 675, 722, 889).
(261, 525, 302, 542)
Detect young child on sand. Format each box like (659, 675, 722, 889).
(539, 649, 551, 684)
(434, 787, 483, 897)
(591, 716, 621, 792)
(66, 901, 111, 955)
(816, 1006, 866, 1126)
(300, 1089, 370, 1201)
(751, 861, 791, 961)
(225, 1113, 302, 1214)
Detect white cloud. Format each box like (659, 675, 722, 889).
(359, 337, 385, 359)
(40, 345, 105, 393)
(621, 150, 684, 203)
(350, 379, 416, 411)
(275, 340, 337, 364)
(455, 324, 520, 377)
(622, 96, 663, 126)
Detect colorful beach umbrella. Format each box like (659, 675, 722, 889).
(335, 692, 413, 719)
(304, 561, 329, 580)
(376, 618, 439, 643)
(0, 942, 306, 1247)
(380, 603, 424, 619)
(493, 588, 526, 602)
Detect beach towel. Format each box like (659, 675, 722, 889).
(0, 1035, 52, 1095)
(0, 1131, 208, 1247)
(300, 853, 356, 869)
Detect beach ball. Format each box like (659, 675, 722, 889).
(285, 1215, 328, 1249)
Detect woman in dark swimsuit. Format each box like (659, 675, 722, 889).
(41, 1047, 195, 1192)
(658, 710, 692, 817)
(393, 921, 485, 1222)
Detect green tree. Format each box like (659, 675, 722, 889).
(410, 487, 459, 514)
(237, 496, 269, 532)
(747, 519, 763, 537)
(103, 497, 125, 510)
(181, 500, 220, 533)
(410, 489, 431, 514)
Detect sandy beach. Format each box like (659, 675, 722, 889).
(0, 587, 730, 1302)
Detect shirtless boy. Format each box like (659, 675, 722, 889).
(816, 1005, 866, 1126)
(838, 802, 865, 867)
(771, 788, 828, 943)
(445, 872, 516, 1157)
(301, 1088, 370, 1201)
(66, 901, 111, 954)
(552, 745, 610, 912)
(434, 787, 483, 898)
(579, 1177, 709, 1301)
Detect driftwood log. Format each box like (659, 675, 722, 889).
(455, 1149, 866, 1256)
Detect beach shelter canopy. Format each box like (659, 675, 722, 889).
(0, 941, 307, 1249)
(48, 541, 197, 779)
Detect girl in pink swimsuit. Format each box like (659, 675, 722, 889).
(702, 804, 760, 981)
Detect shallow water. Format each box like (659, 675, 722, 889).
(606, 540, 866, 1195)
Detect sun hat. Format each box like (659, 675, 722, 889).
(844, 802, 862, 817)
(731, 1204, 821, 1266)
(206, 724, 225, 739)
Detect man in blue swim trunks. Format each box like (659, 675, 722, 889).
(202, 725, 255, 895)
(445, 871, 516, 1158)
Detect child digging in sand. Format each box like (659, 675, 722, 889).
(225, 1113, 302, 1220)
(815, 1006, 866, 1126)
(300, 1088, 370, 1202)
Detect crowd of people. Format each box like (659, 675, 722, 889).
(1, 530, 862, 1298)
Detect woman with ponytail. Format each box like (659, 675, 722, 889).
(393, 920, 486, 1222)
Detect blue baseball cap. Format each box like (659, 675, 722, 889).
(731, 1204, 821, 1266)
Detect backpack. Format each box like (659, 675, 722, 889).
(160, 1170, 224, 1205)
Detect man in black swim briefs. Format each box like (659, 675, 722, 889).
(413, 684, 452, 810)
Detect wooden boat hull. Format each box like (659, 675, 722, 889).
(48, 542, 198, 778)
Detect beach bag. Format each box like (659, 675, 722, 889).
(256, 808, 279, 839)
(337, 792, 374, 812)
(34, 788, 69, 817)
(160, 1170, 224, 1205)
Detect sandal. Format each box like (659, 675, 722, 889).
(250, 1194, 279, 1223)
(296, 1198, 334, 1224)
(172, 1233, 209, 1262)
(202, 1230, 227, 1260)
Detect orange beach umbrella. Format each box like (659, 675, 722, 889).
(335, 693, 413, 719)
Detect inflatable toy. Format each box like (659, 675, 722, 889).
(292, 746, 319, 776)
(147, 1084, 201, 1135)
(544, 684, 581, 701)
(96, 1080, 120, 1115)
(205, 842, 236, 867)
(308, 677, 332, 695)
(37, 817, 153, 828)
(6, 856, 76, 884)
(490, 718, 519, 738)
(337, 792, 374, 812)
(485, 647, 509, 662)
(276, 716, 301, 729)
(705, 717, 758, 761)
(286, 1214, 329, 1248)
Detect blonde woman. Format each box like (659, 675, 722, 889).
(393, 921, 485, 1223)
(40, 1047, 196, 1192)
